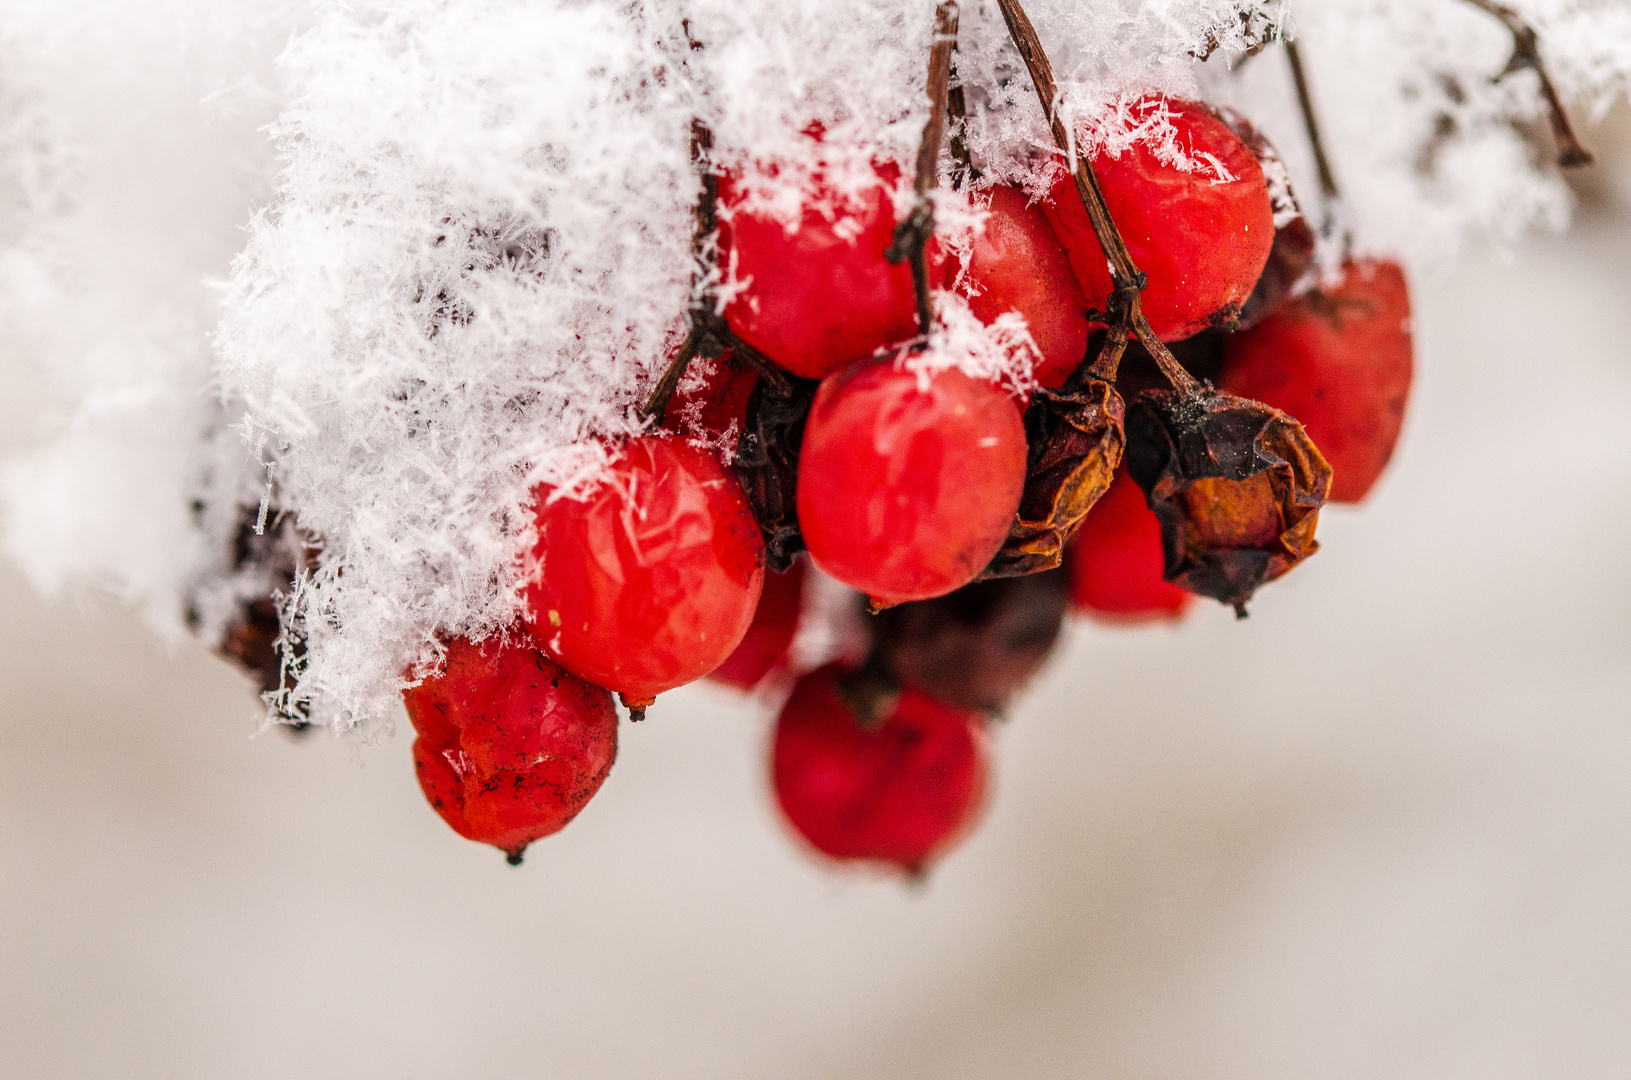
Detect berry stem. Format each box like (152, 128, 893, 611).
(1284, 40, 1341, 202)
(886, 1, 960, 338)
(1458, 0, 1593, 168)
(995, 0, 1200, 395)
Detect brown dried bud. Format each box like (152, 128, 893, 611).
(853, 568, 1069, 720)
(1124, 388, 1331, 616)
(978, 373, 1125, 580)
(734, 376, 819, 573)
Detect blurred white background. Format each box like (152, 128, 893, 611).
(4, 17, 1631, 1079)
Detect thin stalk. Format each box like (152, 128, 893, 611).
(886, 1, 960, 337)
(994, 0, 1199, 395)
(1459, 0, 1593, 168)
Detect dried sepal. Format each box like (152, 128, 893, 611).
(734, 376, 819, 573)
(979, 372, 1125, 580)
(1124, 388, 1330, 615)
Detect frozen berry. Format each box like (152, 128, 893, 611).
(1064, 467, 1192, 622)
(1220, 259, 1412, 503)
(709, 558, 807, 691)
(525, 435, 766, 704)
(719, 156, 920, 379)
(404, 635, 618, 861)
(949, 185, 1094, 391)
(797, 354, 1027, 606)
(772, 661, 988, 875)
(660, 350, 759, 452)
(1041, 96, 1274, 341)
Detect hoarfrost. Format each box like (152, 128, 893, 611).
(0, 0, 1625, 729)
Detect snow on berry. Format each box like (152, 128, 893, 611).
(0, 0, 1624, 729)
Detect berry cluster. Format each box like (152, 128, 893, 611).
(209, 0, 1593, 875)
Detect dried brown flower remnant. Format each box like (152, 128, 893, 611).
(980, 372, 1125, 580)
(1124, 388, 1330, 616)
(206, 508, 320, 722)
(843, 568, 1070, 723)
(734, 376, 819, 573)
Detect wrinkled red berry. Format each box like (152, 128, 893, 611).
(1220, 259, 1413, 503)
(772, 661, 988, 875)
(797, 354, 1027, 606)
(1041, 96, 1274, 341)
(719, 158, 919, 379)
(949, 185, 1094, 391)
(708, 558, 807, 691)
(404, 636, 618, 860)
(524, 435, 766, 702)
(1064, 467, 1192, 622)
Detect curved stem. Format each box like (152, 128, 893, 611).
(1459, 0, 1593, 168)
(995, 0, 1200, 395)
(886, 1, 960, 337)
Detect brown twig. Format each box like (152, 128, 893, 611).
(1284, 40, 1340, 202)
(994, 0, 1200, 395)
(1459, 0, 1593, 168)
(947, 55, 977, 189)
(886, 1, 960, 338)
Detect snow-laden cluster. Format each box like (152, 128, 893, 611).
(1, 0, 1628, 730)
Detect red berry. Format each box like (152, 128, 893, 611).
(1219, 259, 1412, 504)
(797, 355, 1027, 605)
(524, 435, 766, 702)
(660, 351, 759, 450)
(1041, 96, 1275, 341)
(404, 636, 619, 859)
(1064, 467, 1192, 622)
(718, 158, 919, 379)
(708, 558, 807, 691)
(772, 662, 988, 875)
(950, 185, 1094, 391)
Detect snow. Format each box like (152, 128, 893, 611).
(0, 0, 1626, 730)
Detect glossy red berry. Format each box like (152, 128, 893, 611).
(404, 636, 618, 860)
(718, 158, 918, 379)
(949, 184, 1094, 391)
(524, 435, 766, 703)
(797, 354, 1027, 606)
(1219, 259, 1413, 504)
(1064, 467, 1192, 622)
(1041, 96, 1275, 341)
(708, 558, 807, 691)
(660, 351, 759, 450)
(772, 662, 988, 875)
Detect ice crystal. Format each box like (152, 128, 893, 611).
(0, 0, 1626, 728)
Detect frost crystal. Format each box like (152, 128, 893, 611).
(0, 0, 1626, 729)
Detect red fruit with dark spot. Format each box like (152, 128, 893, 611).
(1041, 96, 1275, 341)
(718, 159, 919, 379)
(949, 185, 1095, 391)
(797, 354, 1027, 606)
(1064, 467, 1192, 622)
(1219, 259, 1412, 504)
(524, 435, 766, 702)
(404, 636, 619, 860)
(709, 558, 807, 691)
(772, 662, 988, 875)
